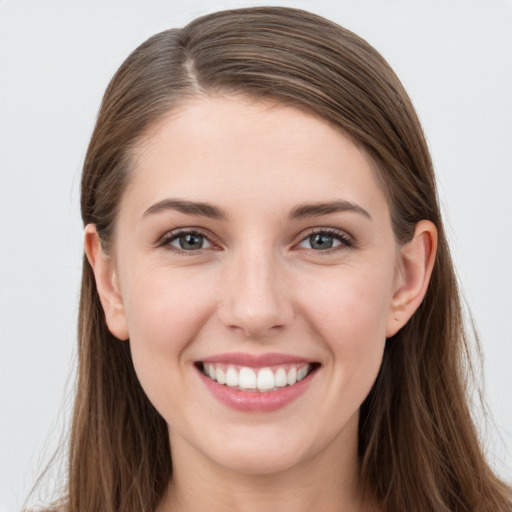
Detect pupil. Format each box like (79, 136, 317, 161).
(310, 233, 333, 250)
(180, 234, 203, 250)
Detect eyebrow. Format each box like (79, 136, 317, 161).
(289, 200, 371, 220)
(143, 199, 229, 220)
(143, 198, 371, 221)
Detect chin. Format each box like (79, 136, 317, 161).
(210, 443, 309, 476)
(192, 419, 343, 477)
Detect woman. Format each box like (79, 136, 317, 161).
(43, 6, 511, 512)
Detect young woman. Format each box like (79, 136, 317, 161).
(43, 6, 511, 512)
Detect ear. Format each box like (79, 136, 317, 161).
(84, 224, 129, 341)
(386, 220, 438, 337)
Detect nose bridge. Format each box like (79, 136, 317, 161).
(219, 241, 292, 337)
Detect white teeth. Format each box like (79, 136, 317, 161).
(238, 367, 257, 389)
(202, 363, 313, 391)
(275, 367, 287, 387)
(226, 367, 239, 387)
(256, 368, 275, 391)
(297, 366, 308, 382)
(216, 368, 226, 385)
(287, 367, 297, 385)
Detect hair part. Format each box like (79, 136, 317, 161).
(52, 6, 512, 512)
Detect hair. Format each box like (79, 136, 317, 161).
(45, 6, 511, 512)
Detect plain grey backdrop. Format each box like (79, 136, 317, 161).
(1, 1, 511, 510)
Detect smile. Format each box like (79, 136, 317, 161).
(196, 354, 320, 412)
(199, 362, 314, 392)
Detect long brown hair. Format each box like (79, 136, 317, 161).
(50, 6, 512, 511)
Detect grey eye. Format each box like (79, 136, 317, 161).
(297, 230, 351, 251)
(308, 233, 337, 250)
(170, 233, 212, 251)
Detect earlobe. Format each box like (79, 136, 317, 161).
(386, 220, 438, 337)
(84, 224, 129, 341)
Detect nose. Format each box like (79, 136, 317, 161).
(218, 246, 294, 339)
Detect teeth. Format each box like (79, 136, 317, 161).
(287, 367, 297, 385)
(256, 368, 275, 391)
(216, 368, 226, 385)
(239, 367, 257, 390)
(201, 363, 313, 392)
(297, 366, 308, 381)
(226, 367, 239, 387)
(275, 368, 287, 387)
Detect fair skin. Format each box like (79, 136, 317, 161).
(85, 96, 437, 512)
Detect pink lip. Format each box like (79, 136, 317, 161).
(196, 353, 319, 413)
(199, 352, 312, 368)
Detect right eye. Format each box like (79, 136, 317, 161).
(160, 230, 214, 252)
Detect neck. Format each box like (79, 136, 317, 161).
(157, 416, 373, 512)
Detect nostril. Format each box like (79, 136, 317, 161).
(224, 321, 287, 340)
(217, 266, 294, 336)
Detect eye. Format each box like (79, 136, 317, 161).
(297, 229, 352, 251)
(160, 230, 214, 252)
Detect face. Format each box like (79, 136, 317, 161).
(98, 96, 410, 476)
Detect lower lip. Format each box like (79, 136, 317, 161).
(198, 368, 317, 412)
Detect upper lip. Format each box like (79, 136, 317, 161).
(198, 352, 316, 367)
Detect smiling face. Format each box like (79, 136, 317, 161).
(86, 95, 433, 481)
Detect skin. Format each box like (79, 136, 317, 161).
(85, 96, 437, 512)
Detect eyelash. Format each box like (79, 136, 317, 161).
(298, 228, 354, 253)
(157, 229, 215, 255)
(157, 227, 354, 255)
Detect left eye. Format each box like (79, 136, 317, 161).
(297, 231, 351, 251)
(167, 232, 213, 251)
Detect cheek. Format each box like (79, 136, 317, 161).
(304, 264, 394, 339)
(298, 263, 394, 383)
(119, 266, 217, 408)
(123, 265, 215, 346)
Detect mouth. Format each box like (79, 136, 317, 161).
(195, 361, 320, 393)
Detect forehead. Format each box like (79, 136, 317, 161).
(122, 95, 389, 220)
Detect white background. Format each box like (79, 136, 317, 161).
(1, 1, 511, 510)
